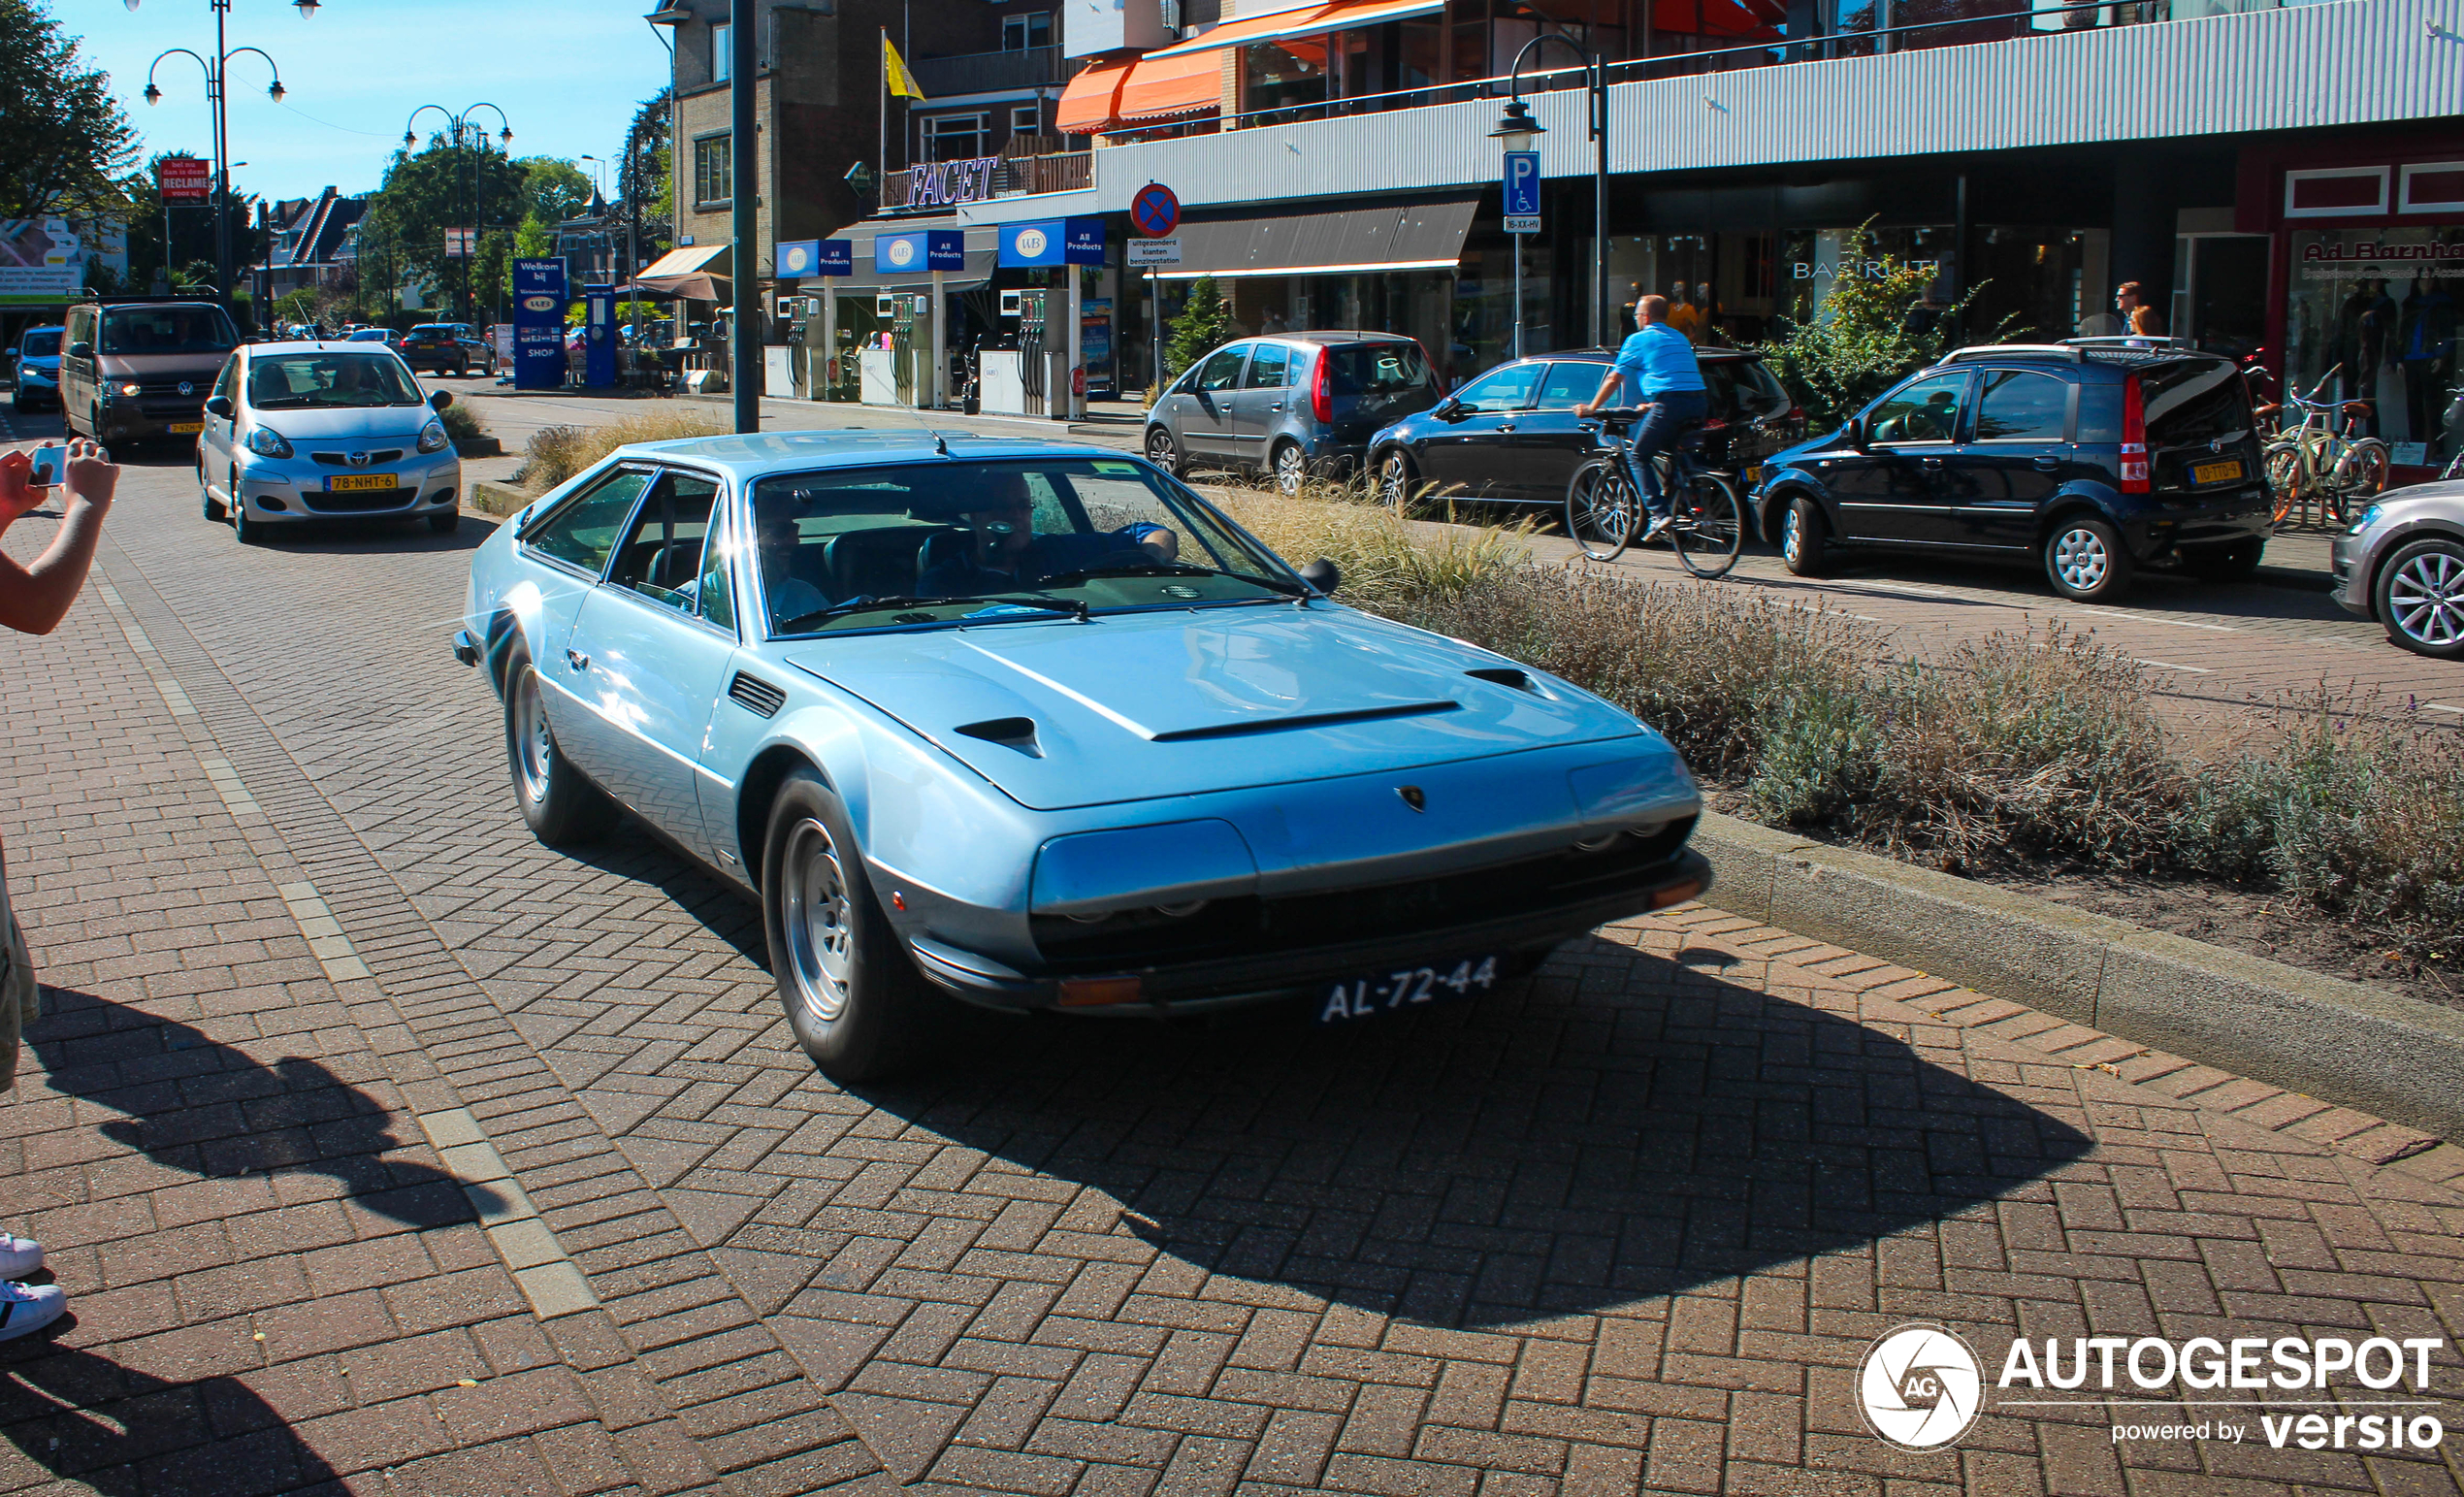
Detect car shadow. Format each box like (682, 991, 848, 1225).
(0, 1341, 341, 1496)
(562, 824, 769, 968)
(234, 514, 500, 557)
(836, 931, 2091, 1329)
(27, 987, 504, 1229)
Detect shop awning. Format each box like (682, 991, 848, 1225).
(1116, 49, 1225, 123)
(1144, 0, 1445, 60)
(629, 242, 732, 300)
(1151, 196, 1479, 279)
(1056, 54, 1134, 134)
(806, 217, 1001, 292)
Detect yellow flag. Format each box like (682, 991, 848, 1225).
(884, 37, 926, 101)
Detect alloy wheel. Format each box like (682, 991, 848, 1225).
(511, 668, 554, 804)
(1781, 505, 1802, 567)
(1146, 430, 1177, 469)
(778, 816, 856, 1025)
(2388, 548, 2464, 648)
(1379, 453, 1410, 508)
(1275, 444, 1306, 496)
(2051, 525, 2109, 592)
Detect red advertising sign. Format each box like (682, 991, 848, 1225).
(443, 227, 475, 258)
(158, 156, 211, 204)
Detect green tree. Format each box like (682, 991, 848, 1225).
(365, 134, 531, 319)
(621, 89, 672, 264)
(0, 0, 138, 219)
(1754, 221, 2006, 430)
(1165, 277, 1229, 382)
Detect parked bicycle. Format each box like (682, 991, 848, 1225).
(1563, 408, 1744, 577)
(2262, 364, 2389, 529)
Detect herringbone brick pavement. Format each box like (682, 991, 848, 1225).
(0, 458, 2457, 1494)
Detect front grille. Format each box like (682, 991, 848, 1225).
(728, 672, 785, 718)
(1030, 816, 1696, 972)
(310, 449, 406, 467)
(302, 486, 413, 513)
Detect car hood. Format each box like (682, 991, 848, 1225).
(783, 603, 1653, 810)
(246, 406, 436, 440)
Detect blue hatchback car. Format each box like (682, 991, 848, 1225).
(8, 325, 63, 411)
(457, 431, 1711, 1080)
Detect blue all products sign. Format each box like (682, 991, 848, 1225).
(816, 239, 853, 276)
(512, 257, 568, 390)
(875, 232, 928, 275)
(926, 230, 965, 271)
(999, 218, 1107, 269)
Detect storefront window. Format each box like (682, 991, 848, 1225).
(2286, 227, 2464, 463)
(1775, 227, 1958, 335)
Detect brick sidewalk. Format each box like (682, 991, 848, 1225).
(0, 468, 2460, 1494)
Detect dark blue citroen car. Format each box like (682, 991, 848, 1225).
(1749, 340, 2271, 602)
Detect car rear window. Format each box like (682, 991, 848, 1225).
(410, 326, 455, 338)
(99, 305, 237, 355)
(1702, 358, 1791, 422)
(1323, 342, 1430, 398)
(2140, 359, 2252, 446)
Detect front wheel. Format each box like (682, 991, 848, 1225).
(1670, 471, 1744, 579)
(1145, 427, 1185, 477)
(2044, 514, 2134, 602)
(1779, 495, 1831, 577)
(199, 460, 224, 522)
(762, 769, 950, 1081)
(232, 484, 262, 546)
(1565, 461, 1637, 562)
(2376, 537, 2464, 660)
(502, 644, 622, 846)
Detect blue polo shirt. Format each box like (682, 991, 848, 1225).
(1611, 323, 1707, 403)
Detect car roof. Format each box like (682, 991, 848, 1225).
(1244, 331, 1416, 346)
(610, 430, 1140, 480)
(245, 340, 414, 357)
(1489, 345, 1766, 366)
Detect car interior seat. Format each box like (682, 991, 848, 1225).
(914, 528, 975, 593)
(823, 525, 944, 602)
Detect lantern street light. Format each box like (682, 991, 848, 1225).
(405, 104, 516, 325)
(1491, 31, 1612, 355)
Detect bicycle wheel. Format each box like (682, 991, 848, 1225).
(2334, 439, 2390, 503)
(1670, 470, 1744, 578)
(2264, 443, 2301, 525)
(1566, 461, 1637, 562)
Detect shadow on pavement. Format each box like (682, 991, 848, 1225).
(28, 988, 503, 1229)
(222, 514, 499, 558)
(847, 932, 2091, 1329)
(0, 1341, 340, 1496)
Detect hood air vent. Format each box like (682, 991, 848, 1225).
(956, 716, 1043, 758)
(1466, 667, 1537, 694)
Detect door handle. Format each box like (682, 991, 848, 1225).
(1499, 422, 1516, 433)
(2032, 457, 2063, 471)
(566, 648, 589, 671)
(1269, 403, 1284, 411)
(1920, 457, 1943, 470)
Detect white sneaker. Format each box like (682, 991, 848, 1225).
(0, 1234, 43, 1280)
(0, 1280, 64, 1342)
(1639, 513, 1675, 542)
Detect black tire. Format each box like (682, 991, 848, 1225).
(1145, 426, 1185, 477)
(231, 482, 262, 545)
(199, 460, 224, 522)
(502, 641, 623, 845)
(448, 363, 466, 377)
(761, 768, 949, 1081)
(2374, 536, 2464, 660)
(1779, 495, 1831, 577)
(1565, 461, 1636, 562)
(1376, 449, 1415, 510)
(2043, 514, 2134, 602)
(1270, 440, 1308, 497)
(2180, 537, 2263, 583)
(429, 509, 461, 534)
(1671, 471, 1745, 579)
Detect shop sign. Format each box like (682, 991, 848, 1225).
(157, 156, 211, 204)
(2299, 239, 2464, 279)
(926, 230, 965, 271)
(1128, 237, 1181, 266)
(876, 232, 928, 273)
(512, 257, 569, 392)
(0, 217, 81, 306)
(910, 156, 998, 208)
(1064, 217, 1105, 266)
(1791, 258, 1939, 281)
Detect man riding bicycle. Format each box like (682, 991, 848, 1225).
(1573, 293, 1708, 543)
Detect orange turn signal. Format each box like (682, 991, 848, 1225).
(1057, 975, 1144, 1008)
(1648, 879, 1703, 910)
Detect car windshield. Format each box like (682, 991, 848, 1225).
(19, 330, 60, 358)
(99, 305, 237, 355)
(750, 457, 1301, 636)
(246, 352, 423, 408)
(1321, 342, 1430, 397)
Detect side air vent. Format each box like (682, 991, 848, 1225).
(728, 672, 786, 718)
(956, 716, 1043, 758)
(1466, 667, 1538, 694)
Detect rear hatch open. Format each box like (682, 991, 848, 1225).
(2140, 356, 2261, 495)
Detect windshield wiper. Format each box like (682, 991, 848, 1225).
(779, 593, 1089, 631)
(1038, 559, 1309, 596)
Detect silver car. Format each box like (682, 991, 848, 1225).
(195, 340, 463, 543)
(1144, 332, 1440, 495)
(2332, 480, 2464, 658)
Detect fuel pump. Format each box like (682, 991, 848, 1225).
(1018, 286, 1049, 417)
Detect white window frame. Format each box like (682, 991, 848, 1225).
(711, 20, 732, 82)
(2400, 161, 2464, 215)
(1001, 11, 1052, 49)
(921, 112, 989, 163)
(2285, 166, 2389, 219)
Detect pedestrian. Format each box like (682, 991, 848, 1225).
(0, 435, 120, 1343)
(2116, 281, 2162, 337)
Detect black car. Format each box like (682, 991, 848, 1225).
(1753, 340, 2272, 602)
(1367, 347, 1804, 510)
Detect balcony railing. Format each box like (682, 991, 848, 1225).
(877, 147, 1094, 211)
(910, 45, 1061, 98)
(1098, 0, 2285, 143)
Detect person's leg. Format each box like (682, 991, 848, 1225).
(1629, 404, 1681, 519)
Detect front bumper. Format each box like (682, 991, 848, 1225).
(2331, 528, 2373, 616)
(905, 847, 1712, 1016)
(236, 448, 462, 523)
(98, 398, 208, 441)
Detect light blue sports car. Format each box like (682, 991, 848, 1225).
(455, 431, 1709, 1079)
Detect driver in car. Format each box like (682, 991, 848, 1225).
(918, 471, 1179, 597)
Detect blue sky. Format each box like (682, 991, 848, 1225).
(66, 0, 671, 206)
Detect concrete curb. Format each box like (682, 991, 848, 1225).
(1692, 811, 2464, 1141)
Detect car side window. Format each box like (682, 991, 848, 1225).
(1533, 363, 1603, 410)
(213, 356, 240, 405)
(697, 497, 736, 631)
(1243, 343, 1289, 389)
(1974, 370, 2070, 442)
(606, 471, 721, 615)
(1866, 374, 1970, 443)
(1195, 344, 1248, 392)
(525, 468, 654, 576)
(1452, 364, 1541, 413)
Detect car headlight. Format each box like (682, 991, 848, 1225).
(417, 420, 450, 454)
(244, 425, 293, 459)
(2350, 504, 2383, 535)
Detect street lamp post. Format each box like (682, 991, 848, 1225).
(405, 104, 514, 326)
(143, 31, 289, 310)
(729, 0, 758, 433)
(1491, 36, 1611, 354)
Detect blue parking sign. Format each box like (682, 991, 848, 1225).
(1503, 150, 1541, 224)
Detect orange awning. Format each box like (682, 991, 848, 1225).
(1116, 49, 1225, 123)
(1143, 0, 1445, 58)
(1055, 53, 1134, 134)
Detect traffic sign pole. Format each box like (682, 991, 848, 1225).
(1130, 183, 1182, 398)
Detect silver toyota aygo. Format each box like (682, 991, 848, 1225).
(195, 340, 463, 542)
(455, 430, 1711, 1081)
